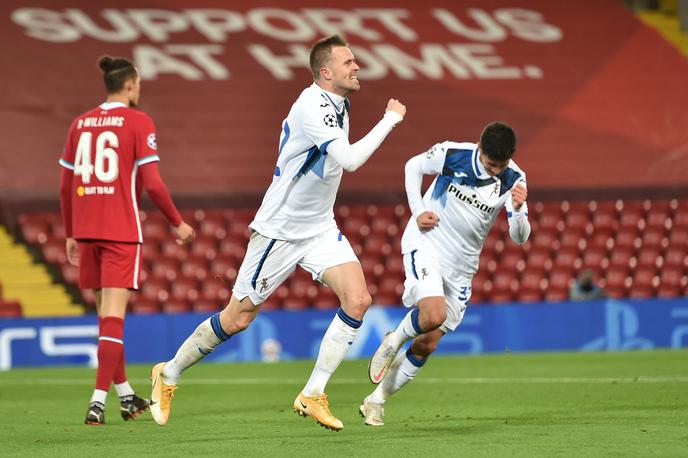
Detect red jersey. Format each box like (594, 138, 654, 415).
(60, 102, 160, 243)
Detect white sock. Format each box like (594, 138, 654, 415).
(90, 389, 108, 405)
(387, 309, 423, 349)
(115, 381, 135, 398)
(163, 313, 228, 385)
(369, 349, 426, 404)
(302, 309, 361, 396)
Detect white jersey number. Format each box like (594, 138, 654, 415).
(74, 131, 119, 184)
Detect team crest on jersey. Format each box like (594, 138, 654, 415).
(147, 133, 157, 150)
(323, 114, 337, 127)
(490, 180, 501, 197)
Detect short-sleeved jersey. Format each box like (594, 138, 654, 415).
(249, 83, 350, 241)
(59, 102, 160, 243)
(401, 141, 528, 277)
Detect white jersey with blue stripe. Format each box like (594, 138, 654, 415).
(401, 141, 529, 277)
(250, 83, 350, 241)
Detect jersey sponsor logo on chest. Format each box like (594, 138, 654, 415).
(77, 185, 115, 197)
(447, 183, 497, 213)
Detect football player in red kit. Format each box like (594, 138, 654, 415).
(59, 55, 195, 425)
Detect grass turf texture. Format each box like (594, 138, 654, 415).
(1, 350, 686, 457)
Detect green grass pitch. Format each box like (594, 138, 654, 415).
(1, 350, 686, 457)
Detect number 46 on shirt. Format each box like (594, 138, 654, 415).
(74, 131, 119, 184)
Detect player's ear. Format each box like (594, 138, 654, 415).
(320, 66, 332, 81)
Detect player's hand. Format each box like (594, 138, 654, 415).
(385, 99, 406, 119)
(173, 221, 195, 245)
(511, 183, 528, 210)
(65, 237, 79, 266)
(416, 211, 439, 232)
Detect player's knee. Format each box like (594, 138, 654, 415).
(340, 290, 372, 316)
(425, 307, 447, 331)
(419, 301, 447, 331)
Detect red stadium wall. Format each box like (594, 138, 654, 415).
(1, 0, 687, 199)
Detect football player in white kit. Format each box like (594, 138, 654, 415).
(150, 35, 406, 431)
(360, 122, 530, 426)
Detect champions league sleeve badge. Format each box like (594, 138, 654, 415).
(323, 113, 337, 127)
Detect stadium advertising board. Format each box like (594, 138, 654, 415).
(1, 298, 687, 370)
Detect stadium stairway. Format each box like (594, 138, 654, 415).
(0, 225, 82, 317)
(637, 4, 688, 58)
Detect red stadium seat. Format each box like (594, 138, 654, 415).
(19, 218, 50, 244)
(181, 256, 209, 281)
(604, 267, 630, 292)
(41, 239, 67, 265)
(629, 286, 654, 300)
(609, 248, 636, 269)
(659, 267, 686, 288)
(198, 215, 227, 239)
(646, 207, 672, 229)
(171, 278, 199, 301)
(201, 278, 231, 302)
(635, 247, 662, 269)
(517, 289, 543, 303)
(642, 227, 667, 248)
(142, 218, 169, 241)
(61, 264, 80, 285)
(141, 278, 170, 302)
(0, 301, 22, 318)
(591, 210, 619, 232)
(564, 209, 590, 231)
(377, 275, 403, 296)
(498, 251, 525, 271)
(668, 229, 688, 249)
(150, 258, 180, 281)
(490, 290, 514, 304)
(218, 237, 247, 260)
(673, 210, 688, 229)
(526, 248, 553, 271)
(664, 248, 687, 269)
(162, 300, 191, 314)
(544, 287, 569, 302)
(282, 296, 310, 310)
(161, 240, 190, 261)
(189, 236, 218, 260)
(130, 298, 160, 315)
(532, 230, 559, 251)
(553, 247, 581, 270)
(374, 293, 400, 306)
(192, 299, 221, 314)
(521, 269, 547, 292)
(657, 286, 682, 299)
(559, 229, 586, 251)
(548, 268, 573, 290)
(615, 228, 640, 252)
(581, 248, 609, 271)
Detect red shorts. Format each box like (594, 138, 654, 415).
(78, 241, 142, 290)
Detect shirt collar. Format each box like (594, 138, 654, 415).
(99, 102, 127, 110)
(471, 145, 491, 179)
(314, 83, 347, 114)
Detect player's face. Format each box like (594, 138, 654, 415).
(128, 76, 141, 108)
(326, 46, 360, 96)
(479, 150, 510, 176)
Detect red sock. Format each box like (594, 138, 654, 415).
(113, 347, 127, 385)
(95, 316, 124, 392)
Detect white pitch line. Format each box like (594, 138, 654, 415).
(0, 376, 687, 385)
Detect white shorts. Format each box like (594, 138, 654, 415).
(233, 227, 358, 305)
(401, 248, 473, 333)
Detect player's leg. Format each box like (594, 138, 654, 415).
(362, 274, 471, 426)
(369, 250, 446, 383)
(294, 229, 369, 430)
(151, 233, 296, 425)
(94, 289, 146, 421)
(361, 329, 444, 426)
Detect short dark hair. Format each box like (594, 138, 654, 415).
(98, 55, 138, 94)
(480, 122, 516, 161)
(309, 35, 348, 80)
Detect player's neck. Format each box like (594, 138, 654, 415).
(315, 81, 348, 100)
(105, 93, 130, 106)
